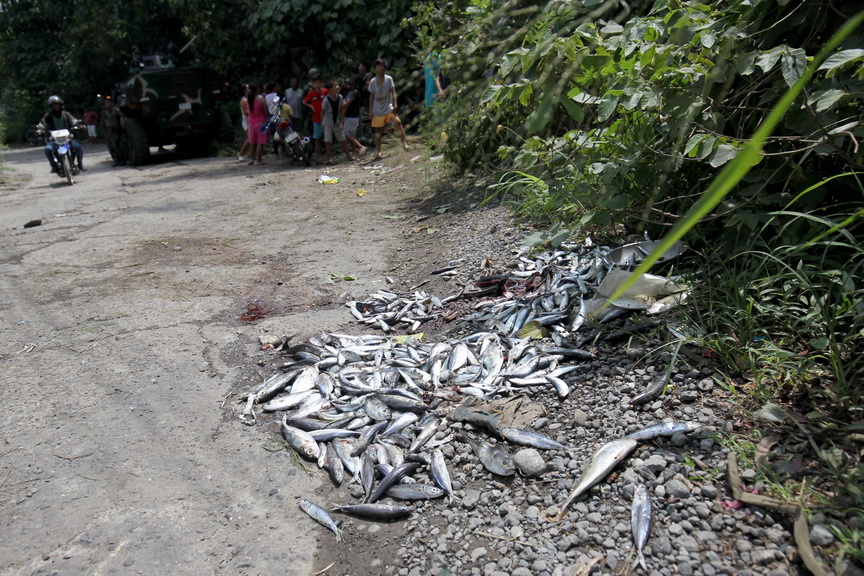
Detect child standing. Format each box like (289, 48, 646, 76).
(368, 58, 409, 159)
(341, 75, 366, 158)
(303, 75, 328, 164)
(321, 80, 357, 164)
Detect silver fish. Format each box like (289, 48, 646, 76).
(290, 365, 320, 394)
(625, 421, 701, 441)
(408, 418, 440, 453)
(360, 451, 376, 499)
(495, 426, 567, 451)
(280, 418, 321, 461)
(299, 499, 344, 541)
(332, 503, 413, 519)
(462, 435, 515, 476)
(364, 396, 392, 421)
(631, 484, 651, 571)
(383, 412, 418, 436)
(386, 483, 445, 500)
(308, 428, 361, 442)
(553, 437, 638, 521)
(326, 443, 344, 485)
(431, 448, 454, 503)
(350, 420, 389, 457)
(332, 439, 360, 476)
(261, 389, 315, 412)
(367, 461, 420, 503)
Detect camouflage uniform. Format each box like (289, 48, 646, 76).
(100, 102, 126, 166)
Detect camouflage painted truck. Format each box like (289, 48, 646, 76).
(118, 54, 232, 166)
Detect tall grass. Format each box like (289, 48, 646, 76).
(690, 174, 864, 413)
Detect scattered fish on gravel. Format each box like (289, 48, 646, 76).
(625, 421, 702, 441)
(631, 483, 652, 572)
(553, 437, 639, 521)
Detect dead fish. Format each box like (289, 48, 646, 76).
(280, 418, 321, 461)
(386, 483, 445, 500)
(364, 396, 393, 421)
(625, 421, 701, 441)
(461, 434, 516, 476)
(332, 439, 360, 476)
(351, 420, 389, 457)
(360, 451, 376, 500)
(431, 448, 455, 503)
(261, 389, 315, 412)
(629, 376, 669, 406)
(408, 418, 440, 453)
(326, 443, 344, 485)
(308, 428, 361, 442)
(299, 499, 344, 541)
(552, 437, 638, 521)
(332, 503, 413, 519)
(382, 412, 418, 436)
(494, 426, 567, 451)
(367, 462, 420, 503)
(631, 484, 652, 571)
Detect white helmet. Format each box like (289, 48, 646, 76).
(48, 95, 63, 106)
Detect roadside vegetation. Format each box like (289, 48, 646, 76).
(1, 0, 862, 568)
(417, 0, 864, 568)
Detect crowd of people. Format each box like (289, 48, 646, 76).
(237, 58, 415, 166)
(39, 56, 440, 175)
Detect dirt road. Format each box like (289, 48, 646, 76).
(0, 142, 434, 575)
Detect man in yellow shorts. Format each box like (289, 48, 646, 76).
(368, 58, 410, 159)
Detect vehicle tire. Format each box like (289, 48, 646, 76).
(122, 118, 150, 166)
(61, 156, 74, 185)
(294, 142, 310, 166)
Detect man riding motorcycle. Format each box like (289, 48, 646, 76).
(41, 95, 86, 174)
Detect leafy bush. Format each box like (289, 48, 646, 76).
(420, 0, 864, 236)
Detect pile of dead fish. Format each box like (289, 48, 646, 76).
(346, 239, 689, 340)
(346, 290, 450, 333)
(235, 239, 697, 559)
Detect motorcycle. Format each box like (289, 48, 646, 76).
(272, 120, 311, 166)
(48, 124, 85, 185)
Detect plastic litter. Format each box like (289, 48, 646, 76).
(317, 174, 340, 184)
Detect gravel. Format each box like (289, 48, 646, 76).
(264, 202, 809, 575)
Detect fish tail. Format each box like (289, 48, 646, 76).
(633, 550, 646, 572)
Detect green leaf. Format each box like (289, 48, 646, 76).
(809, 336, 829, 349)
(518, 320, 547, 339)
(561, 98, 585, 122)
(684, 134, 706, 157)
(549, 228, 571, 247)
(709, 143, 738, 167)
(605, 194, 630, 210)
(480, 84, 502, 105)
(525, 90, 557, 134)
(780, 48, 807, 88)
(522, 231, 547, 247)
(807, 88, 846, 112)
(738, 51, 757, 75)
(818, 49, 864, 75)
(597, 91, 619, 122)
(600, 11, 864, 313)
(756, 46, 784, 74)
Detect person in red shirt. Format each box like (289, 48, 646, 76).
(303, 74, 329, 164)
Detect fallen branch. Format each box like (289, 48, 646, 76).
(726, 452, 827, 576)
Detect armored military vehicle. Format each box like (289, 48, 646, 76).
(118, 52, 231, 166)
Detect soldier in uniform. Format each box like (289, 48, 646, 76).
(100, 95, 126, 166)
